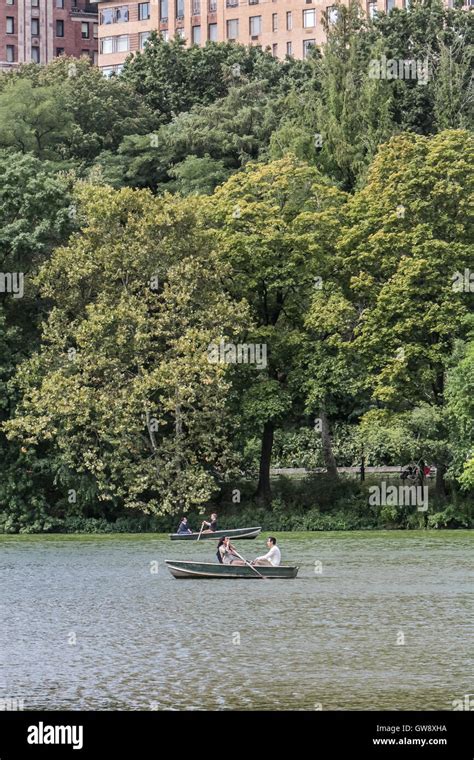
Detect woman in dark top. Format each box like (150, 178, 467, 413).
(201, 512, 218, 534)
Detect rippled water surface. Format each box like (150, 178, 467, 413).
(0, 531, 472, 710)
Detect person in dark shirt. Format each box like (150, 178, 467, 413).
(201, 512, 218, 534)
(177, 516, 193, 534)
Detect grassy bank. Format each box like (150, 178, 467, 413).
(1, 475, 471, 534)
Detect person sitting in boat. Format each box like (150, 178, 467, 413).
(177, 516, 193, 534)
(217, 537, 245, 565)
(201, 512, 218, 534)
(252, 537, 281, 567)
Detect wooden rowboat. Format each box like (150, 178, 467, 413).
(165, 560, 299, 579)
(169, 526, 261, 541)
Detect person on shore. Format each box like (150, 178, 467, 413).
(176, 516, 193, 534)
(217, 537, 245, 565)
(201, 512, 218, 534)
(252, 537, 281, 567)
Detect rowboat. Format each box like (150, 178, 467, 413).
(169, 526, 261, 541)
(165, 560, 299, 579)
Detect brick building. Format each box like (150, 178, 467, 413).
(95, 0, 444, 76)
(0, 0, 98, 70)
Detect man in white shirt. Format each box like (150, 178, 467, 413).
(252, 537, 281, 567)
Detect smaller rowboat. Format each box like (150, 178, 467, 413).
(169, 526, 261, 541)
(165, 560, 299, 579)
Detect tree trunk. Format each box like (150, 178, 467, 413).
(434, 462, 447, 503)
(256, 420, 274, 504)
(320, 409, 338, 480)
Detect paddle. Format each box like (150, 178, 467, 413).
(231, 547, 266, 580)
(197, 521, 205, 541)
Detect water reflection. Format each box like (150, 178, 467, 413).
(0, 531, 472, 710)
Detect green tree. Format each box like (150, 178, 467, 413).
(208, 155, 347, 501)
(0, 80, 73, 160)
(445, 334, 474, 492)
(339, 129, 474, 498)
(121, 34, 310, 121)
(6, 186, 250, 515)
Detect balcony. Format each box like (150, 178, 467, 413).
(71, 5, 97, 14)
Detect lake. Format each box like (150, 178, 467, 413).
(0, 531, 472, 710)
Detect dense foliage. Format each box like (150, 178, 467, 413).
(0, 1, 472, 532)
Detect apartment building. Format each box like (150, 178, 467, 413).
(0, 0, 98, 70)
(96, 0, 425, 75)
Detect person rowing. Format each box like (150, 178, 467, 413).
(216, 537, 245, 565)
(252, 536, 281, 567)
(200, 512, 218, 534)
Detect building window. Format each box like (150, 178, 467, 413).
(116, 34, 129, 51)
(303, 39, 315, 58)
(6, 45, 15, 61)
(93, 23, 98, 38)
(101, 9, 113, 23)
(31, 0, 39, 6)
(56, 47, 65, 56)
(32, 46, 40, 62)
(31, 18, 40, 35)
(226, 0, 238, 5)
(176, 0, 184, 18)
(226, 18, 238, 39)
(100, 35, 129, 53)
(249, 15, 261, 36)
(208, 0, 217, 9)
(192, 25, 201, 43)
(192, 0, 200, 12)
(81, 22, 89, 38)
(93, 50, 98, 64)
(102, 66, 114, 78)
(140, 31, 150, 48)
(272, 43, 277, 56)
(367, 1, 377, 18)
(56, 0, 64, 7)
(160, 0, 168, 19)
(286, 41, 292, 56)
(249, 0, 259, 4)
(101, 37, 113, 54)
(303, 9, 315, 27)
(162, 29, 169, 40)
(208, 22, 217, 40)
(286, 11, 292, 30)
(138, 2, 150, 19)
(116, 6, 129, 21)
(272, 13, 278, 31)
(6, 17, 14, 34)
(386, 0, 395, 9)
(6, 0, 14, 5)
(56, 20, 64, 36)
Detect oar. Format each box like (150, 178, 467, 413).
(232, 547, 266, 580)
(197, 521, 205, 541)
